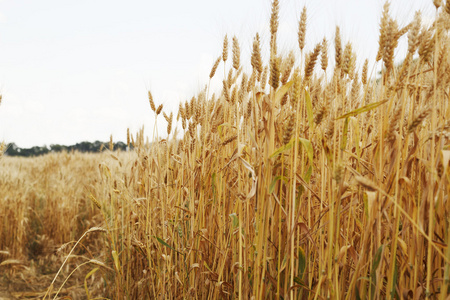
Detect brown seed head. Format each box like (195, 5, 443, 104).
(304, 43, 322, 81)
(179, 102, 185, 121)
(248, 70, 256, 92)
(223, 80, 230, 102)
(350, 73, 360, 108)
(376, 2, 390, 62)
(188, 121, 195, 138)
(270, 0, 280, 37)
(387, 101, 402, 140)
(342, 42, 353, 75)
(314, 104, 327, 125)
(325, 118, 335, 139)
(283, 113, 295, 145)
(222, 135, 237, 146)
(281, 51, 295, 84)
(335, 26, 342, 69)
(290, 68, 301, 106)
(190, 138, 195, 153)
(239, 79, 247, 104)
(298, 6, 307, 51)
(209, 57, 221, 79)
(194, 97, 202, 123)
(189, 96, 196, 118)
(227, 68, 233, 88)
(362, 59, 368, 85)
(408, 107, 431, 132)
(270, 0, 280, 55)
(321, 38, 328, 72)
(349, 52, 357, 79)
(222, 35, 228, 62)
(408, 12, 422, 55)
(240, 73, 248, 93)
(232, 36, 240, 70)
(156, 104, 163, 115)
(251, 33, 263, 75)
(383, 18, 399, 72)
(270, 55, 281, 90)
(231, 86, 238, 104)
(261, 66, 268, 90)
(437, 42, 448, 76)
(280, 94, 288, 106)
(246, 100, 252, 119)
(418, 28, 435, 64)
(148, 91, 156, 112)
(184, 101, 191, 119)
(167, 112, 173, 135)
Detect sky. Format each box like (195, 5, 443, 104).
(0, 0, 435, 148)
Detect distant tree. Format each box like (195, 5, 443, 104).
(5, 143, 20, 156)
(50, 144, 67, 152)
(5, 140, 128, 157)
(114, 142, 127, 151)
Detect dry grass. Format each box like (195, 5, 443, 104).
(1, 1, 450, 299)
(0, 152, 115, 298)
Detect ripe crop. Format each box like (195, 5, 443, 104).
(1, 1, 450, 299)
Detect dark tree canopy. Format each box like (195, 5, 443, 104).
(4, 141, 129, 157)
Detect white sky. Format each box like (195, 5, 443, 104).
(0, 0, 434, 148)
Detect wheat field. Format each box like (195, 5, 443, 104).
(1, 1, 450, 299)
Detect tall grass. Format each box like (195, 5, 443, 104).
(1, 1, 450, 299)
(77, 2, 448, 298)
(0, 154, 96, 296)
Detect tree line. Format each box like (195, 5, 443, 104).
(4, 141, 129, 157)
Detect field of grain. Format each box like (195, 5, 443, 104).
(1, 1, 450, 299)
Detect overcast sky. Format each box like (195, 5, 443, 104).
(0, 0, 434, 148)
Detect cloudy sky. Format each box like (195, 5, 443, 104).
(0, 0, 434, 148)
